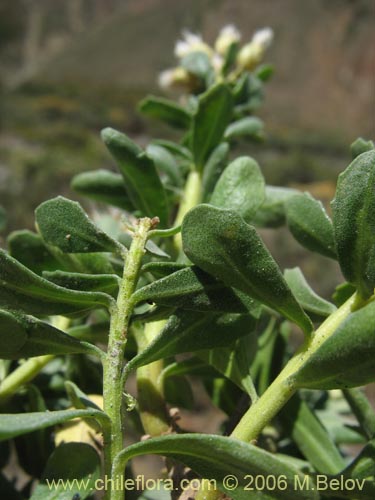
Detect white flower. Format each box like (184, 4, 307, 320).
(158, 67, 192, 90)
(174, 30, 213, 59)
(215, 24, 241, 55)
(237, 27, 274, 70)
(158, 69, 176, 89)
(251, 27, 274, 50)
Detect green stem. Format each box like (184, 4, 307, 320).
(103, 218, 153, 500)
(231, 292, 357, 442)
(195, 293, 359, 500)
(0, 354, 54, 404)
(0, 316, 70, 404)
(173, 169, 202, 254)
(135, 320, 170, 437)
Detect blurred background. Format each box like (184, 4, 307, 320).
(0, 0, 374, 293)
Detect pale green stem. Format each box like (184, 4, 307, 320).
(196, 293, 359, 500)
(0, 316, 70, 404)
(135, 320, 170, 437)
(173, 170, 202, 254)
(102, 218, 153, 500)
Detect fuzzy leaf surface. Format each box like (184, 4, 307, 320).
(115, 434, 319, 500)
(133, 266, 261, 315)
(102, 127, 169, 226)
(71, 169, 133, 210)
(332, 150, 375, 298)
(192, 84, 233, 171)
(0, 309, 98, 359)
(210, 156, 265, 222)
(294, 300, 375, 389)
(182, 204, 312, 334)
(0, 248, 112, 315)
(284, 267, 336, 319)
(126, 311, 256, 372)
(35, 196, 121, 254)
(286, 193, 336, 259)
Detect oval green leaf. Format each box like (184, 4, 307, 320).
(294, 300, 375, 389)
(132, 266, 261, 315)
(0, 309, 100, 359)
(35, 196, 122, 254)
(182, 204, 312, 335)
(284, 267, 336, 319)
(126, 311, 256, 373)
(331, 150, 375, 299)
(101, 127, 169, 226)
(286, 193, 336, 259)
(210, 156, 265, 222)
(192, 84, 233, 171)
(71, 169, 133, 210)
(0, 248, 112, 315)
(139, 95, 191, 129)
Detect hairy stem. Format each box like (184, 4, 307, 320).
(196, 293, 358, 500)
(232, 293, 357, 441)
(103, 218, 153, 500)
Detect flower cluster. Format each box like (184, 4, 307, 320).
(158, 25, 274, 92)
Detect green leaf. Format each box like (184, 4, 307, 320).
(0, 408, 109, 441)
(0, 248, 112, 315)
(332, 282, 357, 307)
(331, 150, 375, 298)
(286, 193, 337, 259)
(280, 395, 345, 474)
(126, 312, 256, 373)
(0, 309, 101, 359)
(139, 95, 192, 129)
(146, 144, 183, 187)
(224, 117, 264, 141)
(151, 139, 192, 161)
(253, 186, 299, 228)
(182, 204, 312, 335)
(115, 434, 319, 500)
(101, 127, 169, 226)
(284, 267, 336, 319)
(350, 138, 374, 160)
(294, 300, 375, 389)
(342, 438, 375, 480)
(71, 169, 133, 210)
(43, 270, 119, 295)
(132, 266, 261, 315)
(35, 196, 122, 254)
(192, 84, 233, 171)
(141, 261, 187, 278)
(210, 156, 265, 222)
(31, 442, 100, 500)
(199, 332, 258, 397)
(201, 142, 229, 201)
(7, 230, 68, 275)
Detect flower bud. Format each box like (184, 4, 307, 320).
(237, 27, 274, 70)
(158, 67, 195, 90)
(214, 24, 241, 55)
(174, 30, 213, 59)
